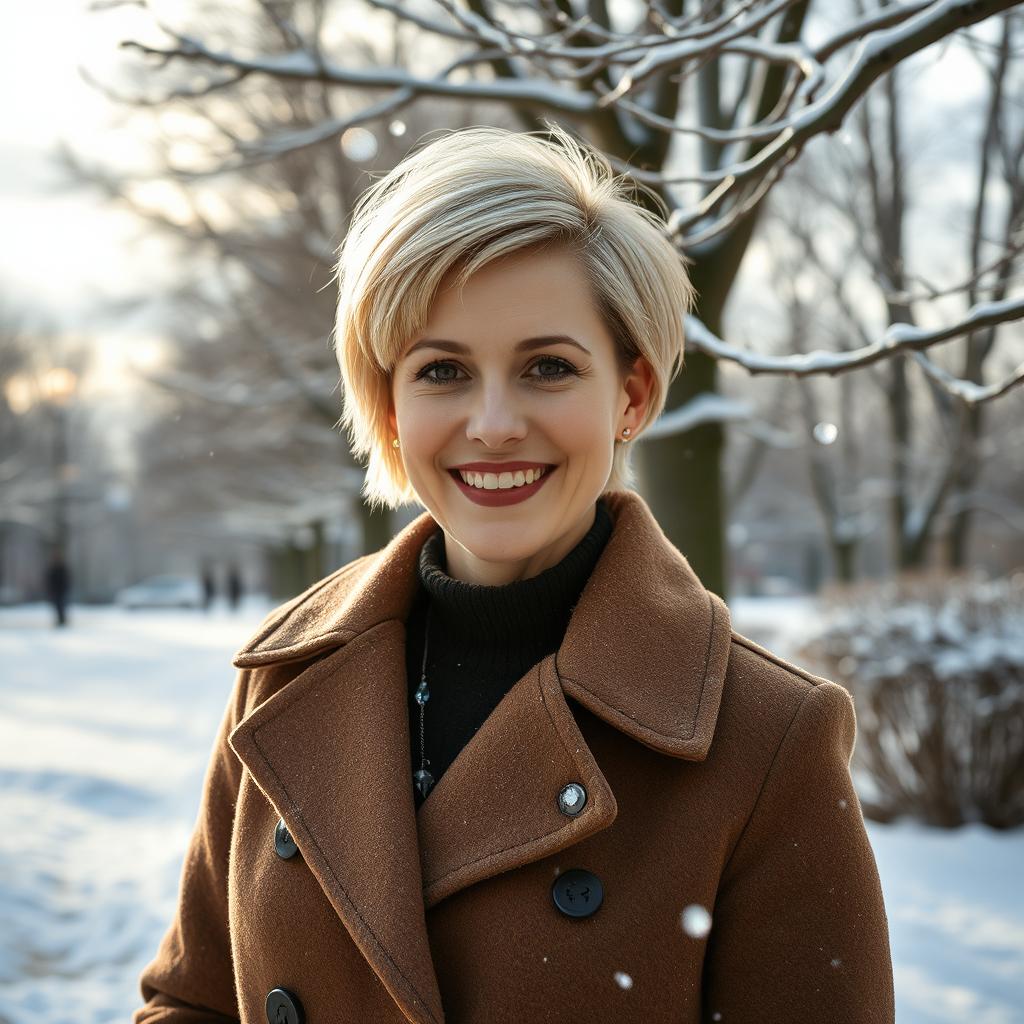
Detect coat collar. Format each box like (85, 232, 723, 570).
(227, 489, 731, 1024)
(232, 488, 731, 760)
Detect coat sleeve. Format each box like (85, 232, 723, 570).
(701, 680, 895, 1024)
(132, 669, 252, 1023)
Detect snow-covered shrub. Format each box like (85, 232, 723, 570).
(797, 571, 1024, 829)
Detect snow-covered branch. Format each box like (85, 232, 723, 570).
(910, 350, 1024, 404)
(596, 0, 804, 104)
(644, 393, 755, 440)
(660, 0, 1021, 229)
(642, 393, 816, 444)
(684, 296, 1024, 404)
(113, 0, 1017, 251)
(117, 37, 595, 113)
(194, 47, 510, 173)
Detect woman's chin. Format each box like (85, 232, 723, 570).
(452, 528, 546, 562)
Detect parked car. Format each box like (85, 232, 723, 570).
(115, 575, 204, 610)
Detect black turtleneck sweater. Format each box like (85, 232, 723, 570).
(405, 497, 614, 809)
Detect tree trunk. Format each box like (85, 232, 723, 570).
(943, 336, 990, 568)
(834, 541, 857, 585)
(636, 343, 727, 599)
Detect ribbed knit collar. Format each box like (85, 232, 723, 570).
(416, 498, 614, 651)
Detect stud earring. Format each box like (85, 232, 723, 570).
(392, 437, 400, 448)
(621, 427, 631, 440)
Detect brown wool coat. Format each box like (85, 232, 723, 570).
(134, 489, 895, 1024)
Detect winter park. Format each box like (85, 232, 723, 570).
(2, 0, 1024, 1022)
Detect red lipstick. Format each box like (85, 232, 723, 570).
(448, 465, 555, 507)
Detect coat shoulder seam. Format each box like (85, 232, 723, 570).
(729, 630, 833, 689)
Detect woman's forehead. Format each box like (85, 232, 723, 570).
(425, 251, 599, 323)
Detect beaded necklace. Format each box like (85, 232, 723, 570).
(413, 603, 435, 800)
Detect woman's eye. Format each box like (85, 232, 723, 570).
(531, 357, 577, 379)
(414, 357, 577, 386)
(416, 361, 461, 384)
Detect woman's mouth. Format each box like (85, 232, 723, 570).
(448, 465, 555, 507)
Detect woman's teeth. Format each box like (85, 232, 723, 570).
(457, 466, 549, 490)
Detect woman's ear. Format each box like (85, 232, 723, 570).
(620, 356, 656, 434)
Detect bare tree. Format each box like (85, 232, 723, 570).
(943, 12, 1024, 567)
(0, 310, 109, 596)
(68, 4, 526, 577)
(771, 257, 873, 582)
(124, 281, 366, 590)
(757, 9, 1024, 575)
(96, 0, 1024, 593)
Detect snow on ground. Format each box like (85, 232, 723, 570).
(0, 598, 1021, 1023)
(0, 601, 273, 1024)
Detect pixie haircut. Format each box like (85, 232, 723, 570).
(333, 123, 696, 510)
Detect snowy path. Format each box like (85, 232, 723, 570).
(0, 601, 1021, 1023)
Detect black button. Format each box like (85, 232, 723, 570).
(552, 868, 604, 918)
(274, 818, 299, 860)
(266, 987, 304, 1024)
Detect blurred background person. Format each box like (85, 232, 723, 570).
(43, 546, 70, 628)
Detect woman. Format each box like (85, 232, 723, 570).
(135, 126, 894, 1024)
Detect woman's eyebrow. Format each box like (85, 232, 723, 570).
(405, 335, 591, 358)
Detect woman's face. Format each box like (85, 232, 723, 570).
(388, 246, 654, 586)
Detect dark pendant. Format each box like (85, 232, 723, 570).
(414, 768, 435, 799)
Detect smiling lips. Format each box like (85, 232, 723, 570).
(447, 462, 557, 506)
(454, 466, 550, 491)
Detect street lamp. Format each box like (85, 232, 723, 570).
(3, 366, 80, 526)
(39, 367, 78, 407)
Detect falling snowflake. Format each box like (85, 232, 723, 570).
(680, 903, 712, 938)
(341, 127, 378, 162)
(812, 421, 839, 445)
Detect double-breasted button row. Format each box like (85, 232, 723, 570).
(553, 783, 602, 918)
(266, 987, 304, 1024)
(274, 791, 602, 929)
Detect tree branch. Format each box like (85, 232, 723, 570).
(683, 296, 1024, 403)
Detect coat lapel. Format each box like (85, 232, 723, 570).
(228, 619, 445, 1024)
(417, 487, 733, 908)
(228, 489, 732, 1024)
(554, 488, 731, 761)
(417, 653, 618, 910)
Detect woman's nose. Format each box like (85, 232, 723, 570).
(465, 387, 529, 448)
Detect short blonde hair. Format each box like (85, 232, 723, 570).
(332, 123, 696, 510)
